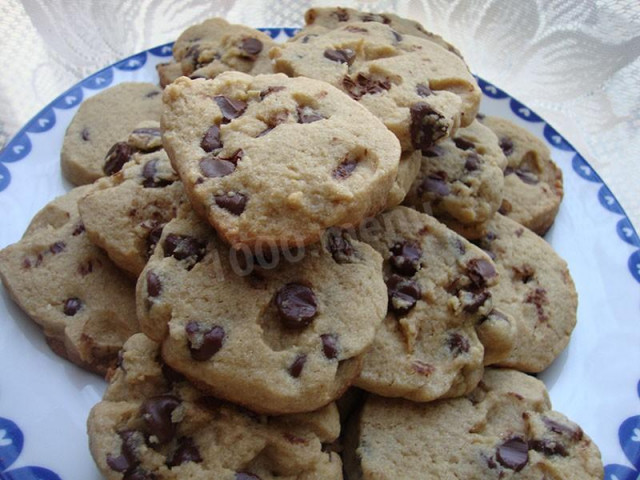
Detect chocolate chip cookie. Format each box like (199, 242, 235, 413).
(344, 368, 603, 479)
(161, 73, 401, 249)
(0, 186, 138, 375)
(475, 214, 577, 372)
(480, 115, 564, 235)
(78, 122, 188, 277)
(61, 82, 163, 185)
(403, 119, 506, 239)
(88, 333, 343, 479)
(136, 207, 387, 414)
(270, 21, 481, 152)
(350, 207, 515, 402)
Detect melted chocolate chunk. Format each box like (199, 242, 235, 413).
(389, 241, 422, 276)
(332, 156, 358, 179)
(422, 145, 445, 158)
(386, 274, 421, 315)
(167, 437, 203, 467)
(107, 430, 143, 474)
(104, 142, 136, 176)
(326, 229, 356, 264)
(163, 234, 206, 264)
(343, 74, 391, 100)
(146, 224, 164, 258)
(275, 283, 318, 329)
(410, 103, 448, 151)
(201, 125, 222, 152)
(214, 193, 248, 215)
(467, 258, 497, 288)
(240, 37, 263, 56)
(186, 322, 226, 361)
(323, 48, 355, 65)
(214, 96, 247, 122)
(525, 287, 549, 322)
(416, 83, 432, 97)
(529, 439, 568, 457)
(142, 159, 172, 188)
(63, 297, 82, 316)
(499, 136, 514, 156)
(321, 333, 339, 359)
(464, 152, 480, 171)
(496, 436, 529, 471)
(49, 241, 66, 254)
(259, 85, 285, 100)
(453, 137, 475, 151)
(447, 332, 470, 356)
(72, 223, 85, 236)
(289, 354, 307, 378)
(418, 172, 450, 197)
(199, 156, 236, 178)
(543, 417, 584, 441)
(81, 128, 90, 141)
(462, 289, 491, 313)
(141, 394, 181, 444)
(296, 105, 325, 124)
(146, 270, 162, 298)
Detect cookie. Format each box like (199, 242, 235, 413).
(302, 6, 463, 58)
(350, 207, 515, 402)
(384, 150, 421, 209)
(61, 82, 163, 185)
(474, 214, 577, 372)
(479, 115, 564, 235)
(270, 21, 481, 152)
(403, 119, 506, 238)
(156, 61, 184, 88)
(88, 333, 343, 480)
(136, 207, 387, 414)
(78, 122, 188, 277)
(161, 73, 401, 249)
(343, 368, 603, 479)
(0, 186, 138, 375)
(172, 17, 276, 80)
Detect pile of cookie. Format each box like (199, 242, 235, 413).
(0, 7, 604, 479)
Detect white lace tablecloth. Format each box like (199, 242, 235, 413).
(1, 0, 639, 230)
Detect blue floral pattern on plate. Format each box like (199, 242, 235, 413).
(0, 26, 638, 475)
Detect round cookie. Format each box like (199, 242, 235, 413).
(161, 73, 401, 249)
(78, 122, 188, 277)
(0, 186, 138, 375)
(474, 214, 577, 372)
(88, 333, 342, 480)
(156, 60, 184, 88)
(403, 119, 506, 239)
(479, 115, 564, 236)
(302, 6, 463, 58)
(270, 21, 481, 152)
(343, 368, 604, 479)
(61, 82, 163, 185)
(136, 207, 388, 415)
(172, 17, 276, 80)
(350, 207, 515, 402)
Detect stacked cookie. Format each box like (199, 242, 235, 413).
(0, 9, 603, 480)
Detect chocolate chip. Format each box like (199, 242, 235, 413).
(345, 26, 369, 33)
(275, 283, 318, 329)
(167, 437, 202, 467)
(49, 241, 66, 254)
(542, 417, 583, 441)
(214, 193, 247, 215)
(199, 156, 236, 178)
(141, 394, 181, 444)
(146, 224, 164, 258)
(464, 152, 480, 171)
(235, 473, 261, 480)
(343, 73, 391, 100)
(410, 103, 448, 151)
(146, 271, 162, 298)
(416, 83, 432, 97)
(447, 332, 470, 356)
(411, 360, 434, 376)
(499, 137, 514, 156)
(106, 453, 131, 473)
(391, 30, 403, 42)
(418, 172, 450, 197)
(321, 333, 339, 359)
(163, 234, 206, 264)
(333, 156, 358, 179)
(422, 145, 445, 158)
(323, 48, 355, 65)
(72, 223, 85, 236)
(214, 96, 247, 122)
(142, 159, 172, 188)
(453, 137, 475, 150)
(260, 85, 285, 100)
(104, 142, 136, 176)
(386, 274, 421, 314)
(81, 128, 90, 141)
(201, 125, 222, 152)
(326, 229, 355, 264)
(467, 258, 497, 288)
(107, 430, 143, 473)
(509, 167, 539, 185)
(240, 37, 263, 56)
(525, 287, 549, 322)
(289, 354, 307, 378)
(123, 466, 157, 480)
(186, 322, 225, 361)
(297, 105, 325, 124)
(496, 436, 529, 471)
(529, 439, 568, 457)
(63, 297, 82, 316)
(461, 289, 491, 313)
(389, 241, 422, 276)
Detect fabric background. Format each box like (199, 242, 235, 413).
(1, 0, 638, 229)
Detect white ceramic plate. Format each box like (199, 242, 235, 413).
(0, 30, 639, 479)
